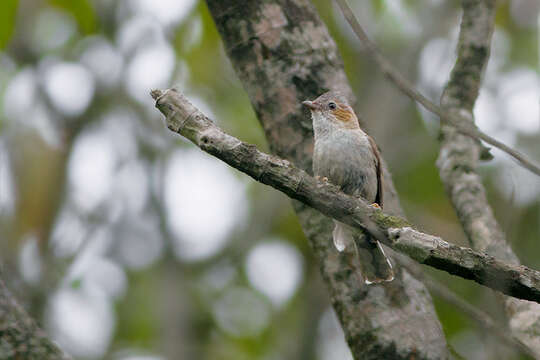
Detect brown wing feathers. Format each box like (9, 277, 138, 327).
(367, 135, 383, 208)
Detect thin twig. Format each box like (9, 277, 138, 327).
(334, 0, 540, 177)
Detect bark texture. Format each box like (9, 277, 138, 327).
(152, 88, 540, 304)
(436, 0, 540, 354)
(204, 1, 449, 358)
(0, 277, 70, 360)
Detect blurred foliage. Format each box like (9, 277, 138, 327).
(48, 0, 97, 34)
(0, 0, 18, 50)
(0, 0, 538, 359)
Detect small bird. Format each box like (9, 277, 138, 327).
(303, 91, 394, 284)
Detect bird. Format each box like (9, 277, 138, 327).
(302, 91, 394, 284)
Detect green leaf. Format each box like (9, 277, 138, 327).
(48, 0, 97, 34)
(0, 0, 18, 50)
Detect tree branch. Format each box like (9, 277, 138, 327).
(0, 274, 71, 359)
(203, 1, 448, 358)
(334, 0, 540, 177)
(151, 88, 540, 304)
(436, 0, 540, 355)
(400, 260, 536, 358)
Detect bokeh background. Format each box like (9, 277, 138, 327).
(0, 0, 538, 359)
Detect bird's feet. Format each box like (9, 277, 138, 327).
(370, 203, 381, 209)
(315, 175, 329, 183)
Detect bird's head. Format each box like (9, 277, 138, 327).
(302, 91, 359, 129)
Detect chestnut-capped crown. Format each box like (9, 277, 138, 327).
(302, 91, 358, 128)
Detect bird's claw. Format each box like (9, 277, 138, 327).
(370, 203, 381, 209)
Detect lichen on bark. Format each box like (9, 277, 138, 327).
(0, 278, 70, 360)
(437, 0, 540, 355)
(205, 0, 449, 358)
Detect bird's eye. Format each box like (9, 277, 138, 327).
(328, 102, 337, 110)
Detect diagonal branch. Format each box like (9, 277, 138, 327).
(401, 260, 536, 358)
(436, 0, 540, 355)
(203, 1, 448, 357)
(334, 0, 540, 177)
(151, 88, 540, 304)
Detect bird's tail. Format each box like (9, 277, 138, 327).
(333, 221, 394, 284)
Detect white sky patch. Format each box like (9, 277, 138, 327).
(43, 62, 95, 117)
(474, 90, 501, 135)
(30, 102, 61, 147)
(69, 127, 116, 213)
(164, 148, 248, 262)
(418, 37, 455, 94)
(317, 308, 353, 360)
(113, 161, 149, 215)
(70, 255, 127, 300)
(62, 228, 127, 299)
(116, 16, 166, 55)
(180, 16, 203, 52)
(416, 37, 456, 133)
(495, 159, 540, 206)
(101, 108, 139, 161)
(3, 68, 61, 146)
(212, 287, 270, 338)
(484, 29, 510, 86)
(4, 68, 38, 121)
(384, 0, 422, 38)
(497, 68, 539, 134)
(80, 37, 124, 88)
(50, 206, 88, 258)
(31, 8, 77, 52)
(114, 349, 165, 360)
(0, 140, 15, 216)
(124, 43, 175, 105)
(170, 59, 190, 91)
(18, 234, 42, 285)
(47, 288, 115, 359)
(245, 240, 303, 307)
(128, 0, 197, 26)
(115, 216, 164, 270)
(333, 1, 375, 46)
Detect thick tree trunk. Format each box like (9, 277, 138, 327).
(204, 0, 449, 358)
(0, 276, 70, 359)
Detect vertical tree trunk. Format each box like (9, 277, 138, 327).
(0, 276, 71, 359)
(437, 0, 540, 354)
(204, 0, 449, 358)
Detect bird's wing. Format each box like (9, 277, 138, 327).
(367, 135, 383, 208)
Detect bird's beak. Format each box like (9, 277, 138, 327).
(302, 100, 318, 110)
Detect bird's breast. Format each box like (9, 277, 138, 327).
(313, 130, 377, 200)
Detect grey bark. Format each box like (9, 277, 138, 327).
(0, 276, 70, 359)
(152, 88, 540, 304)
(203, 1, 449, 359)
(402, 263, 536, 358)
(436, 0, 540, 355)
